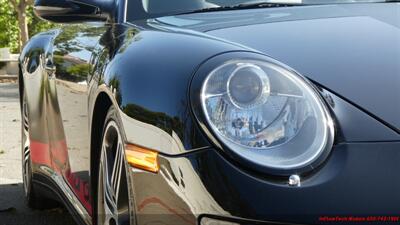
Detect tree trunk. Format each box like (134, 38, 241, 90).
(17, 2, 29, 52)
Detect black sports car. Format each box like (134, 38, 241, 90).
(19, 0, 400, 224)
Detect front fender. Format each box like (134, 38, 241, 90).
(99, 25, 245, 155)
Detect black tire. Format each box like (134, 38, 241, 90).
(21, 89, 57, 209)
(95, 106, 135, 225)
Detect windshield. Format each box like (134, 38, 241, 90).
(127, 0, 393, 20)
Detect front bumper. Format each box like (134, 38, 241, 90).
(128, 142, 400, 225)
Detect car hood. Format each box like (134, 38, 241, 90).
(156, 3, 400, 131)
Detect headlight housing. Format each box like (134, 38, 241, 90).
(194, 54, 334, 174)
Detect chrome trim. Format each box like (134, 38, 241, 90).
(123, 0, 128, 23)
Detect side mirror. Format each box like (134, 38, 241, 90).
(34, 0, 115, 23)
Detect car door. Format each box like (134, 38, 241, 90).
(47, 23, 108, 212)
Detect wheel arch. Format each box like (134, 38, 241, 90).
(89, 89, 116, 215)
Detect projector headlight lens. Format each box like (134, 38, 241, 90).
(227, 64, 270, 109)
(201, 59, 333, 170)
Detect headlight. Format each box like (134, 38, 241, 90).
(200, 58, 334, 172)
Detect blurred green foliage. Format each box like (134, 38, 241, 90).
(0, 0, 58, 53)
(66, 63, 92, 78)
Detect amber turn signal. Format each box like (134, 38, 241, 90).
(125, 144, 159, 173)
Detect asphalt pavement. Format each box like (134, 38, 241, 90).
(0, 82, 76, 225)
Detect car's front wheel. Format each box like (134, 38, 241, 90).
(97, 107, 134, 225)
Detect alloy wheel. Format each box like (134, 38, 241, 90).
(98, 120, 131, 225)
(21, 91, 31, 197)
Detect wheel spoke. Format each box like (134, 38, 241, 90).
(103, 149, 115, 209)
(23, 147, 30, 161)
(23, 103, 29, 132)
(111, 141, 124, 203)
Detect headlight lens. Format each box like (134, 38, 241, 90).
(201, 59, 333, 170)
